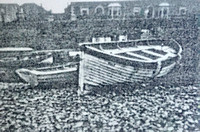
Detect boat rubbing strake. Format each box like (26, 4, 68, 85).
(78, 38, 182, 93)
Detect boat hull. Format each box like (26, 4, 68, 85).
(81, 53, 177, 87)
(16, 64, 78, 87)
(37, 71, 77, 84)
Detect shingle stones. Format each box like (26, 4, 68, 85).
(0, 83, 199, 131)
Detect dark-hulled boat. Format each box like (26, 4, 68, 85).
(16, 62, 78, 87)
(0, 47, 53, 68)
(78, 38, 182, 93)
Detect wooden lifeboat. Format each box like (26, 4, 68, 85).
(78, 38, 182, 92)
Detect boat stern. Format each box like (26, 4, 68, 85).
(16, 69, 39, 87)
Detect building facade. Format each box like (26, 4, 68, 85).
(0, 3, 49, 23)
(0, 4, 19, 23)
(68, 0, 200, 20)
(21, 3, 50, 21)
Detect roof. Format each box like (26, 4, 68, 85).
(159, 2, 170, 6)
(0, 4, 19, 6)
(21, 3, 38, 6)
(0, 47, 33, 52)
(108, 3, 122, 7)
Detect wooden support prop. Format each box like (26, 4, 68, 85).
(78, 51, 85, 95)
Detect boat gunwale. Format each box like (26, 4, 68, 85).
(16, 65, 78, 76)
(81, 38, 182, 67)
(79, 38, 159, 46)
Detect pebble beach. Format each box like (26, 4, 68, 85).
(0, 82, 199, 131)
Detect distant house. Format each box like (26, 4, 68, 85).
(21, 3, 50, 21)
(0, 4, 19, 23)
(66, 0, 200, 20)
(0, 3, 50, 23)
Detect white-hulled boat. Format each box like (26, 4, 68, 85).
(78, 38, 182, 93)
(0, 47, 53, 67)
(16, 62, 78, 87)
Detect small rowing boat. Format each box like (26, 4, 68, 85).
(16, 62, 78, 87)
(78, 38, 182, 93)
(0, 47, 53, 67)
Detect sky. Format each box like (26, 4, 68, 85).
(0, 0, 122, 13)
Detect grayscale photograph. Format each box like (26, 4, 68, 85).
(0, 0, 199, 131)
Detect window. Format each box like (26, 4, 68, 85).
(159, 10, 162, 17)
(0, 9, 5, 14)
(109, 9, 112, 16)
(179, 7, 187, 15)
(71, 6, 75, 15)
(163, 8, 168, 18)
(118, 9, 121, 16)
(133, 7, 141, 16)
(147, 6, 154, 18)
(82, 10, 87, 15)
(95, 5, 104, 15)
(81, 8, 89, 16)
(108, 3, 121, 18)
(96, 8, 103, 14)
(154, 10, 159, 18)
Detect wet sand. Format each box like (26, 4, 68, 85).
(0, 82, 199, 131)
